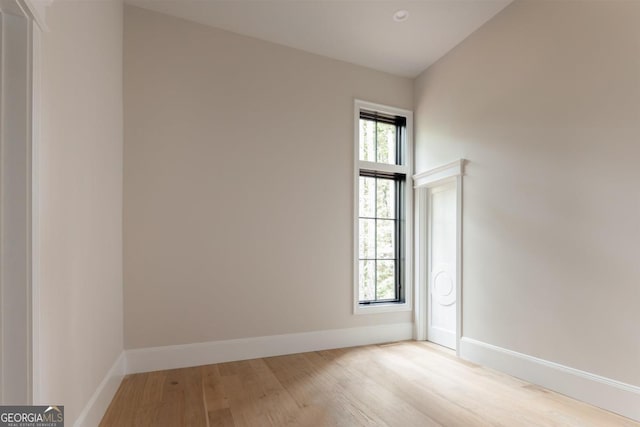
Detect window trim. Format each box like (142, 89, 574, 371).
(353, 99, 413, 314)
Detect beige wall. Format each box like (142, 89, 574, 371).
(39, 0, 123, 423)
(123, 6, 413, 349)
(414, 0, 640, 385)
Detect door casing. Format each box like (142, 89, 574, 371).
(0, 0, 44, 405)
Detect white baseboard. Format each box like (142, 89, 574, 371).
(459, 337, 640, 422)
(71, 330, 639, 424)
(126, 322, 414, 374)
(74, 351, 126, 427)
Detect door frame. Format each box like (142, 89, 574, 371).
(413, 159, 464, 354)
(0, 0, 45, 404)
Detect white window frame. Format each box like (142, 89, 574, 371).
(353, 99, 413, 314)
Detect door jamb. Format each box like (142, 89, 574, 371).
(0, 0, 46, 404)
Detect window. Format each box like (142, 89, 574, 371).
(354, 100, 412, 312)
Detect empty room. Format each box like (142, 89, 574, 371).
(0, 0, 638, 425)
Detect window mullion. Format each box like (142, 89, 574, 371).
(374, 177, 378, 302)
(374, 120, 378, 166)
(395, 179, 401, 301)
(358, 160, 408, 175)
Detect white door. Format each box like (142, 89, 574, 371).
(427, 181, 457, 349)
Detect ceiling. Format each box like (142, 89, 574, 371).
(125, 0, 512, 78)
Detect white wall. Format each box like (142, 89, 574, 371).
(414, 0, 640, 386)
(38, 0, 123, 423)
(123, 6, 413, 350)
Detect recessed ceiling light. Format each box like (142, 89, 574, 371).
(393, 9, 409, 22)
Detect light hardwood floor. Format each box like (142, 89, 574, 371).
(101, 341, 637, 426)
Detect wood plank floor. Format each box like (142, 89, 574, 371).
(101, 341, 638, 426)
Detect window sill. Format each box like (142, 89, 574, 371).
(354, 301, 412, 315)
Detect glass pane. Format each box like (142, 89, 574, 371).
(376, 178, 395, 219)
(377, 260, 396, 300)
(359, 176, 375, 218)
(359, 219, 375, 259)
(376, 219, 395, 259)
(359, 260, 375, 301)
(376, 122, 397, 164)
(359, 119, 376, 162)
